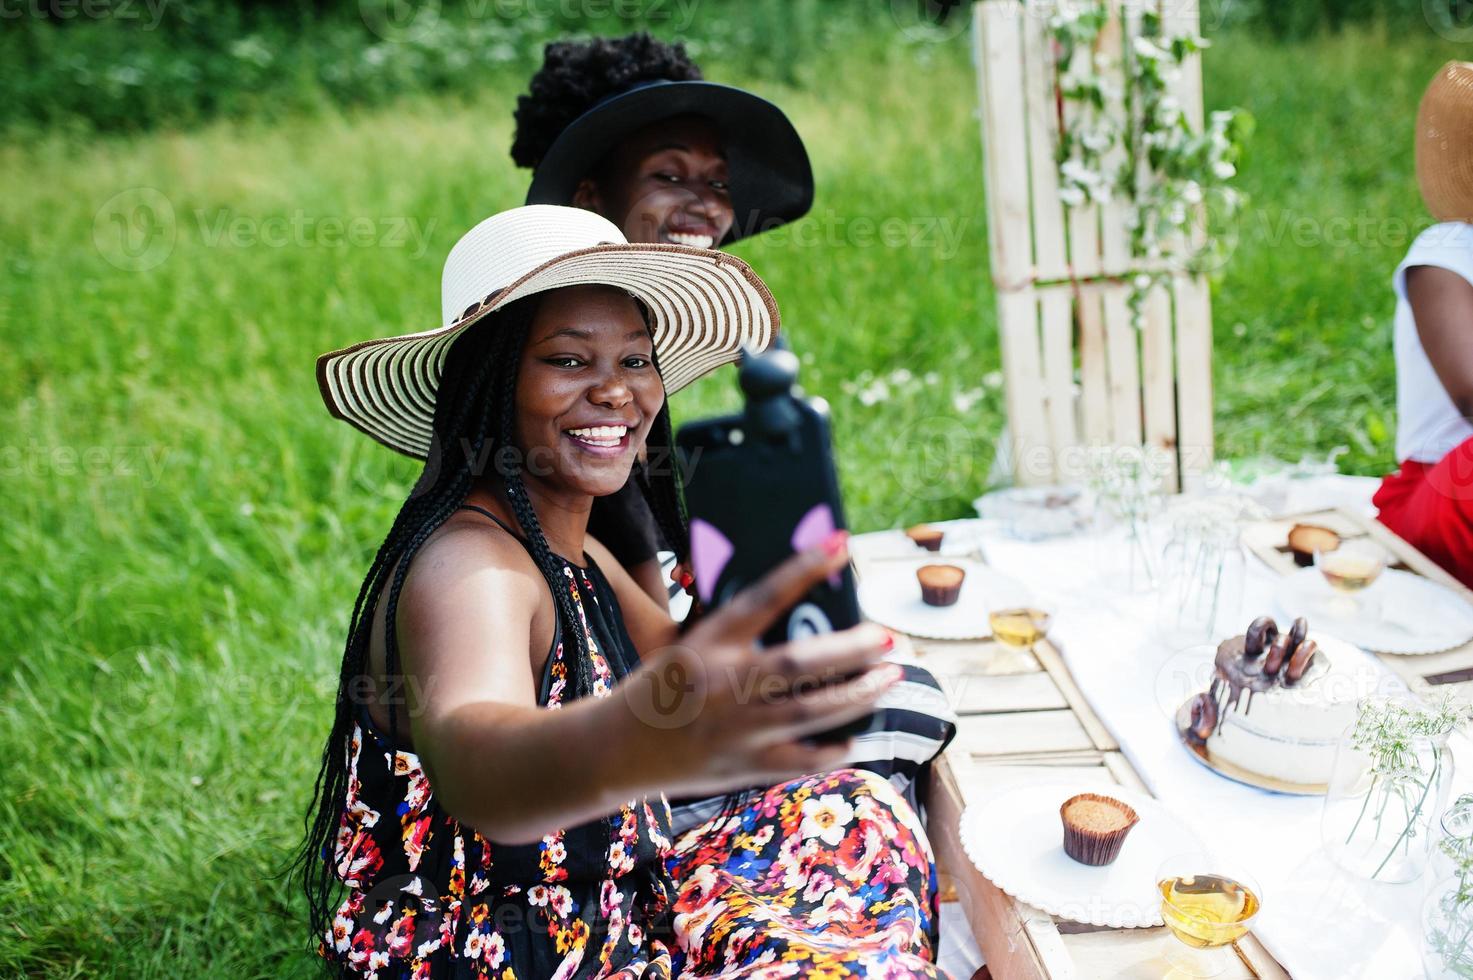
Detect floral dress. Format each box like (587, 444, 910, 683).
(321, 509, 948, 978)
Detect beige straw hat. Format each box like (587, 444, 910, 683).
(1417, 61, 1473, 223)
(316, 205, 779, 458)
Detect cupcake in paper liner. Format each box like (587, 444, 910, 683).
(917, 564, 965, 606)
(1059, 793, 1139, 866)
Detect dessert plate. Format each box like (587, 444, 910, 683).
(959, 781, 1206, 928)
(848, 520, 986, 562)
(856, 558, 1030, 640)
(1279, 567, 1473, 655)
(1173, 697, 1329, 796)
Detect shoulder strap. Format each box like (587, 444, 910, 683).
(458, 503, 535, 552)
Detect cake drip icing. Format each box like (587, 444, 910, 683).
(1188, 615, 1325, 743)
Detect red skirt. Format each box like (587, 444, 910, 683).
(1374, 435, 1473, 590)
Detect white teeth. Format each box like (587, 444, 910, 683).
(667, 232, 715, 249)
(567, 425, 628, 447)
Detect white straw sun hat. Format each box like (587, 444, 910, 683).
(316, 205, 779, 458)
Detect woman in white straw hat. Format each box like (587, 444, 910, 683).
(297, 205, 948, 978)
(1375, 62, 1473, 590)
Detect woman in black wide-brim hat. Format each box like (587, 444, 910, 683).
(511, 32, 815, 606)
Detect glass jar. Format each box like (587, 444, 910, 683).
(1424, 875, 1473, 979)
(1155, 512, 1248, 647)
(1321, 701, 1456, 884)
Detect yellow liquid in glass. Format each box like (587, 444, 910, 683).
(988, 607, 1051, 648)
(1158, 875, 1260, 949)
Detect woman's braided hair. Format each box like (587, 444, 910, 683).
(511, 31, 703, 171)
(294, 293, 691, 966)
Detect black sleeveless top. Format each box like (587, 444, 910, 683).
(321, 505, 679, 977)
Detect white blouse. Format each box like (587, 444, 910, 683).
(1394, 221, 1473, 463)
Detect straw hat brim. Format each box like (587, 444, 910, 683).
(1417, 61, 1473, 224)
(316, 243, 778, 459)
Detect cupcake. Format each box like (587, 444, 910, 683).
(1287, 524, 1341, 567)
(1059, 793, 1139, 866)
(916, 564, 965, 606)
(905, 525, 945, 552)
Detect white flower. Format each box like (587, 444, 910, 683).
(799, 793, 856, 847)
(1134, 274, 1153, 291)
(888, 367, 913, 385)
(923, 371, 940, 386)
(857, 379, 891, 406)
(1081, 128, 1113, 153)
(1059, 185, 1087, 208)
(1132, 36, 1167, 61)
(1181, 181, 1203, 205)
(1212, 160, 1237, 180)
(952, 389, 984, 413)
(983, 370, 1004, 390)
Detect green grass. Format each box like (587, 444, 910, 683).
(1, 19, 1466, 977)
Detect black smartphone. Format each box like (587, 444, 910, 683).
(675, 341, 875, 743)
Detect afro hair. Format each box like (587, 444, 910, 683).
(511, 32, 703, 171)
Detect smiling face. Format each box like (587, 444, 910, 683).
(573, 115, 735, 248)
(513, 284, 665, 500)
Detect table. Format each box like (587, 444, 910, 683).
(855, 506, 1473, 979)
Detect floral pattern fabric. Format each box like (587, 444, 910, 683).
(320, 542, 948, 978)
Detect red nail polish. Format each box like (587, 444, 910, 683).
(680, 571, 695, 588)
(880, 630, 895, 652)
(822, 529, 850, 557)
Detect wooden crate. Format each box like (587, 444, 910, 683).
(972, 0, 1215, 492)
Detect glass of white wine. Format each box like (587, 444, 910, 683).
(988, 600, 1054, 653)
(1315, 538, 1389, 621)
(1155, 853, 1263, 978)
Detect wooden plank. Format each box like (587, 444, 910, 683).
(998, 289, 1054, 486)
(1059, 926, 1257, 979)
(1033, 639, 1120, 751)
(934, 669, 1070, 715)
(1022, 0, 1069, 283)
(910, 637, 1045, 676)
(1140, 281, 1180, 491)
(1040, 288, 1078, 481)
(1077, 286, 1112, 455)
(953, 709, 1096, 757)
(1174, 274, 1216, 492)
(976, 1, 1035, 292)
(930, 753, 1060, 980)
(1099, 282, 1144, 450)
(1096, 0, 1134, 280)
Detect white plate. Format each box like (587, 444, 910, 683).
(1279, 567, 1473, 655)
(960, 782, 1207, 928)
(848, 520, 986, 562)
(856, 558, 1030, 640)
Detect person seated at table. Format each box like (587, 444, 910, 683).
(511, 31, 813, 606)
(510, 33, 957, 835)
(1375, 62, 1473, 590)
(299, 205, 948, 978)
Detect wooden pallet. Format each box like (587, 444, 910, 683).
(852, 550, 1290, 979)
(1242, 506, 1473, 700)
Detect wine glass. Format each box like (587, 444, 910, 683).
(1315, 538, 1389, 620)
(1155, 853, 1263, 978)
(988, 599, 1054, 654)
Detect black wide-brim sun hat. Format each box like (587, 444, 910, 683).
(525, 79, 814, 245)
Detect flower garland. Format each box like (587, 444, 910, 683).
(1048, 4, 1252, 327)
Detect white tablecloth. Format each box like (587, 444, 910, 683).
(962, 477, 1468, 980)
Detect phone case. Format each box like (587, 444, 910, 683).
(675, 345, 873, 743)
